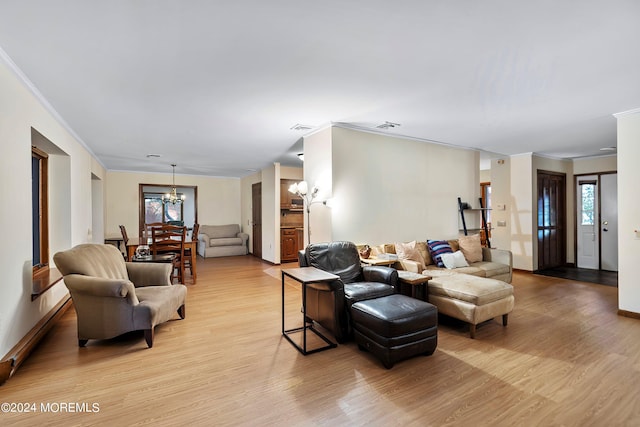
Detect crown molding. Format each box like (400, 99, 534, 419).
(330, 121, 483, 154)
(613, 108, 640, 118)
(0, 46, 106, 170)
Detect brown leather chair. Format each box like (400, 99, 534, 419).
(53, 244, 187, 348)
(298, 241, 398, 342)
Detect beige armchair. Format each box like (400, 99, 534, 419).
(53, 244, 187, 348)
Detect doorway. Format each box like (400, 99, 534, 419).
(537, 170, 566, 270)
(575, 172, 618, 271)
(252, 182, 262, 258)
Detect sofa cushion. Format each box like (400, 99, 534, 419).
(441, 250, 469, 269)
(424, 265, 485, 277)
(201, 224, 239, 239)
(458, 234, 483, 263)
(344, 282, 395, 304)
(472, 261, 511, 278)
(395, 241, 425, 270)
(208, 237, 243, 247)
(428, 274, 514, 306)
(416, 241, 431, 266)
(426, 240, 453, 268)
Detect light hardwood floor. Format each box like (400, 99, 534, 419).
(2, 256, 640, 426)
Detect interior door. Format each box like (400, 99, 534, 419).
(251, 182, 262, 258)
(600, 173, 618, 271)
(537, 171, 566, 270)
(576, 176, 599, 269)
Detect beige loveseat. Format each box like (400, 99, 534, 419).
(372, 238, 512, 283)
(197, 224, 249, 258)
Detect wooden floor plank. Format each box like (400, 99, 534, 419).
(1, 256, 639, 426)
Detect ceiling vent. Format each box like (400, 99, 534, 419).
(376, 121, 401, 129)
(290, 124, 313, 131)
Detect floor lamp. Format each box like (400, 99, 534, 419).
(288, 181, 321, 244)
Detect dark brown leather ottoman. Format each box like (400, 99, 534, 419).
(351, 294, 438, 368)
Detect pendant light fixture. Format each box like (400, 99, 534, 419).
(162, 164, 185, 205)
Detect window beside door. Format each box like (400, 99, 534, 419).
(580, 183, 596, 225)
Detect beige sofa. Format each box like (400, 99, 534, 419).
(372, 239, 512, 283)
(197, 224, 249, 258)
(370, 238, 514, 338)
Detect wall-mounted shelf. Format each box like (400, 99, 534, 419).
(458, 197, 491, 248)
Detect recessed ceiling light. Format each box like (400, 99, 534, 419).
(599, 147, 616, 151)
(146, 154, 162, 158)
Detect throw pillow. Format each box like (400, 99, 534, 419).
(458, 234, 483, 263)
(426, 240, 453, 268)
(416, 241, 431, 265)
(395, 241, 426, 270)
(441, 250, 470, 269)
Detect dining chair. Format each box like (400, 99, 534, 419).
(119, 225, 130, 260)
(143, 222, 165, 239)
(151, 224, 186, 283)
(183, 223, 199, 282)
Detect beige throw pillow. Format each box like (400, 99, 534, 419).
(458, 234, 483, 263)
(395, 241, 426, 270)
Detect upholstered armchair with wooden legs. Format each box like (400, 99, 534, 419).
(53, 244, 187, 348)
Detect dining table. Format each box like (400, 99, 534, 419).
(126, 237, 197, 284)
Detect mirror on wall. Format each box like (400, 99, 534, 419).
(138, 184, 198, 236)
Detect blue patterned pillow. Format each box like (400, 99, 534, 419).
(426, 240, 453, 268)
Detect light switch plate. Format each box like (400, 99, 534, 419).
(497, 220, 507, 227)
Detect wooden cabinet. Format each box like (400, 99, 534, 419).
(281, 228, 299, 262)
(280, 179, 304, 262)
(280, 179, 303, 209)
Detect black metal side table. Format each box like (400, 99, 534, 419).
(281, 267, 339, 355)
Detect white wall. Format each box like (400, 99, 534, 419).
(616, 110, 640, 314)
(0, 56, 105, 357)
(490, 157, 511, 251)
(303, 127, 333, 246)
(261, 164, 278, 263)
(479, 168, 491, 183)
(105, 171, 241, 238)
(573, 155, 617, 175)
(306, 127, 479, 246)
(509, 153, 534, 270)
(240, 171, 261, 255)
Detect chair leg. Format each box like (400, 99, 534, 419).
(144, 329, 154, 348)
(177, 304, 186, 319)
(79, 339, 88, 347)
(469, 323, 476, 339)
(502, 313, 509, 327)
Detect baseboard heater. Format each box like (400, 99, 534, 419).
(0, 296, 72, 386)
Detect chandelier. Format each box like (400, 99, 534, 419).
(162, 164, 185, 205)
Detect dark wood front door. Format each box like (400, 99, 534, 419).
(252, 182, 262, 258)
(537, 170, 566, 270)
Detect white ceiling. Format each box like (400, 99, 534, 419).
(1, 1, 637, 177)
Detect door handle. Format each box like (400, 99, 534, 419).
(603, 228, 608, 232)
